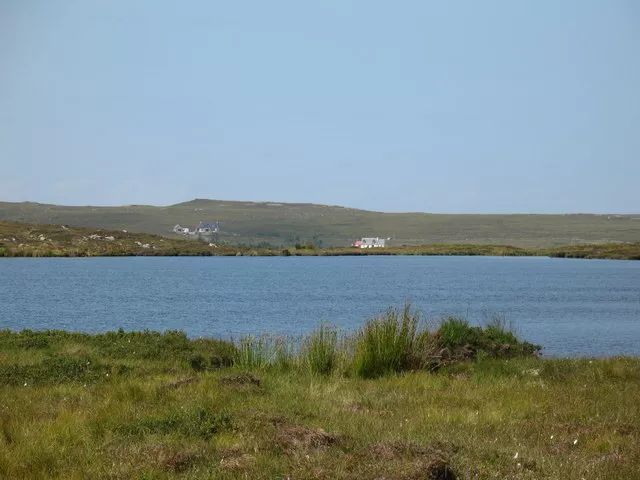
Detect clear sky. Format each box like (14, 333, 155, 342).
(1, 1, 638, 213)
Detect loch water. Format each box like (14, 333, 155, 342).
(1, 256, 639, 357)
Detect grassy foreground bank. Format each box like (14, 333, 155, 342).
(1, 220, 640, 259)
(0, 313, 638, 479)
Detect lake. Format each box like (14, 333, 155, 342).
(1, 256, 638, 357)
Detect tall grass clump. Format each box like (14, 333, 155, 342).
(438, 317, 475, 349)
(301, 323, 339, 375)
(353, 304, 423, 379)
(233, 335, 273, 370)
(232, 334, 296, 370)
(273, 336, 297, 371)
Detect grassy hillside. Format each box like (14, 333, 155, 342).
(0, 220, 264, 257)
(2, 220, 640, 259)
(1, 199, 639, 248)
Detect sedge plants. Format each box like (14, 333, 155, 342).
(353, 304, 424, 378)
(300, 323, 339, 375)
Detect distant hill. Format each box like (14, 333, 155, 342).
(0, 199, 638, 248)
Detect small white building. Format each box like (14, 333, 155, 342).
(173, 224, 192, 234)
(173, 221, 220, 236)
(355, 237, 386, 248)
(195, 221, 219, 234)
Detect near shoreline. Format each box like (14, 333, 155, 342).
(1, 318, 638, 479)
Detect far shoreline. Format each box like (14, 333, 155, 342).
(2, 244, 639, 261)
(2, 220, 639, 260)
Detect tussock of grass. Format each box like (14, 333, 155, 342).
(436, 315, 539, 361)
(439, 317, 473, 349)
(226, 305, 540, 379)
(232, 335, 291, 371)
(353, 304, 422, 378)
(301, 323, 340, 375)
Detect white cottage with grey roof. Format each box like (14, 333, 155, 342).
(356, 237, 386, 248)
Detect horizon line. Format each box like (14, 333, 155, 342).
(1, 198, 639, 217)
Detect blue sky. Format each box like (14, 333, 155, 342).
(1, 1, 638, 213)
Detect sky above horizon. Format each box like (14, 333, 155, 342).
(1, 1, 639, 214)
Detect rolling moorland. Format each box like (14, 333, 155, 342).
(1, 199, 639, 249)
(1, 220, 640, 259)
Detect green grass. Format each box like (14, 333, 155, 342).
(232, 335, 285, 371)
(1, 198, 639, 248)
(353, 304, 422, 378)
(439, 317, 474, 349)
(0, 220, 278, 258)
(113, 407, 233, 440)
(301, 324, 340, 375)
(227, 306, 540, 378)
(0, 324, 638, 479)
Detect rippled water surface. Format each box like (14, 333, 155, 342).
(1, 256, 639, 356)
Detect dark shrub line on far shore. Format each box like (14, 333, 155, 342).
(2, 243, 639, 260)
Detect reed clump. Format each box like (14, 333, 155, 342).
(353, 304, 422, 378)
(227, 305, 541, 378)
(301, 323, 340, 375)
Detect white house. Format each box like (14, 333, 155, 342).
(355, 237, 386, 248)
(173, 221, 220, 236)
(173, 224, 191, 234)
(195, 221, 219, 234)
